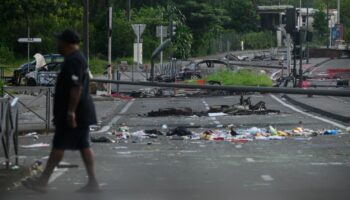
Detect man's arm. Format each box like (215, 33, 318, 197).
(67, 86, 82, 128)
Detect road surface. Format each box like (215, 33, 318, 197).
(1, 94, 350, 200)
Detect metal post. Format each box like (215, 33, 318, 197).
(299, 30, 303, 87)
(27, 27, 30, 73)
(83, 0, 90, 66)
(293, 29, 297, 87)
(306, 5, 309, 64)
(160, 26, 164, 68)
(135, 26, 140, 82)
(46, 88, 51, 132)
(108, 6, 112, 95)
(286, 34, 291, 75)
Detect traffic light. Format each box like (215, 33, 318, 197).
(169, 21, 177, 41)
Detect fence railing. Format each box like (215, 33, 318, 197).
(0, 97, 19, 169)
(91, 79, 350, 97)
(4, 87, 52, 132)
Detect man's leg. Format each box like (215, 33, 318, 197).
(39, 149, 65, 185)
(80, 148, 99, 187)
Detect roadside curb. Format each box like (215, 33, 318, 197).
(283, 95, 350, 123)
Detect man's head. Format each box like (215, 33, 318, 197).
(55, 29, 80, 56)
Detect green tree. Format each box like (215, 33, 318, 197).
(313, 10, 328, 37)
(224, 0, 259, 33)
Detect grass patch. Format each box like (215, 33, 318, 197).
(205, 69, 273, 87)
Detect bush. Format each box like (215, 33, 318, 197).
(0, 44, 15, 64)
(205, 69, 273, 87)
(89, 58, 108, 75)
(241, 31, 275, 50)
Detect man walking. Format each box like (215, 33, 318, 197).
(22, 29, 99, 193)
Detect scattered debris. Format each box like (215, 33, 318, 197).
(324, 129, 339, 135)
(90, 125, 110, 134)
(91, 136, 116, 143)
(145, 96, 280, 117)
(144, 129, 163, 135)
(208, 112, 227, 117)
(166, 127, 192, 136)
(24, 132, 37, 137)
(29, 160, 44, 176)
(147, 107, 194, 117)
(20, 143, 50, 148)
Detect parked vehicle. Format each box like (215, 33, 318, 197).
(24, 62, 62, 86)
(12, 54, 63, 85)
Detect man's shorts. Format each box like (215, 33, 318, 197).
(52, 125, 90, 150)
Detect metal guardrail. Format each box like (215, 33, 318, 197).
(0, 97, 19, 169)
(4, 86, 52, 132)
(91, 79, 350, 97)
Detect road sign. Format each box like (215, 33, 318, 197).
(156, 26, 168, 38)
(131, 24, 146, 82)
(132, 24, 146, 38)
(18, 38, 42, 43)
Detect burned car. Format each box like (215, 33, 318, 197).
(12, 53, 63, 85)
(25, 62, 62, 86)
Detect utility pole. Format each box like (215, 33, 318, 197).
(27, 27, 30, 72)
(83, 0, 90, 66)
(299, 30, 303, 87)
(326, 0, 329, 49)
(107, 6, 112, 95)
(160, 26, 164, 68)
(306, 4, 309, 64)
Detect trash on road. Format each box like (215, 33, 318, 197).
(91, 136, 116, 143)
(20, 143, 50, 148)
(144, 97, 280, 117)
(208, 112, 227, 117)
(24, 132, 37, 137)
(323, 129, 339, 135)
(90, 125, 110, 134)
(166, 127, 192, 136)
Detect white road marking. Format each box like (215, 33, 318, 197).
(202, 98, 224, 127)
(235, 145, 242, 149)
(261, 175, 274, 181)
(270, 94, 347, 129)
(201, 99, 210, 110)
(108, 99, 135, 126)
(120, 99, 135, 114)
(246, 158, 255, 163)
(49, 167, 68, 184)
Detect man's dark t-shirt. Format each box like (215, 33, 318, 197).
(53, 51, 97, 128)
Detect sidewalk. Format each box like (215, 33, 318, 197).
(283, 94, 350, 124)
